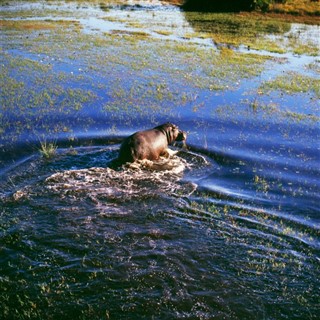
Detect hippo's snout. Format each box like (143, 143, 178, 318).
(176, 130, 187, 142)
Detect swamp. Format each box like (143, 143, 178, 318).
(0, 0, 319, 319)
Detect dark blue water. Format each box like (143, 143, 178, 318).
(1, 1, 319, 319)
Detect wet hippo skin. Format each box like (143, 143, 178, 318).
(117, 123, 187, 164)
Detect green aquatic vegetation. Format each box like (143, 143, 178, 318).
(286, 30, 320, 56)
(154, 30, 173, 36)
(291, 42, 319, 56)
(306, 60, 320, 74)
(215, 100, 319, 124)
(0, 5, 316, 145)
(154, 41, 271, 91)
(110, 29, 150, 39)
(182, 31, 210, 40)
(0, 19, 80, 31)
(102, 77, 194, 120)
(260, 72, 320, 98)
(184, 12, 291, 36)
(183, 12, 291, 51)
(1, 13, 273, 101)
(218, 48, 269, 76)
(249, 39, 286, 54)
(39, 140, 57, 159)
(254, 175, 270, 194)
(284, 111, 319, 123)
(182, 11, 318, 55)
(1, 4, 319, 319)
(198, 48, 271, 90)
(1, 50, 99, 143)
(0, 20, 57, 30)
(5, 54, 52, 73)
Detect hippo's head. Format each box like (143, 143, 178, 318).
(156, 123, 187, 144)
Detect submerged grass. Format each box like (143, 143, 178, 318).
(260, 72, 320, 98)
(0, 2, 318, 145)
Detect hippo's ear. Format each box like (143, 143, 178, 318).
(160, 122, 175, 130)
(168, 123, 178, 129)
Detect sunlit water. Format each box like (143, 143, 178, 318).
(1, 1, 319, 319)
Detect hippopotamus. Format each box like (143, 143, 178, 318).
(117, 123, 187, 164)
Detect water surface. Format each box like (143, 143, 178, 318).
(1, 1, 319, 319)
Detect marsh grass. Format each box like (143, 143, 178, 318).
(269, 0, 320, 16)
(0, 1, 318, 146)
(291, 42, 319, 56)
(183, 11, 318, 55)
(1, 4, 319, 318)
(184, 12, 290, 46)
(307, 60, 320, 73)
(0, 19, 80, 31)
(154, 29, 173, 36)
(39, 140, 57, 159)
(260, 72, 320, 98)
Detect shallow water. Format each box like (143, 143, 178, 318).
(1, 1, 320, 319)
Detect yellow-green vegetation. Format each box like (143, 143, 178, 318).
(291, 42, 319, 56)
(0, 19, 81, 31)
(209, 48, 270, 79)
(260, 72, 320, 98)
(110, 29, 150, 39)
(39, 140, 57, 159)
(0, 20, 57, 30)
(1, 3, 319, 320)
(215, 100, 319, 123)
(307, 60, 320, 73)
(254, 175, 270, 193)
(152, 41, 272, 91)
(268, 0, 320, 17)
(0, 49, 98, 143)
(183, 11, 318, 55)
(154, 30, 173, 36)
(0, 2, 318, 145)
